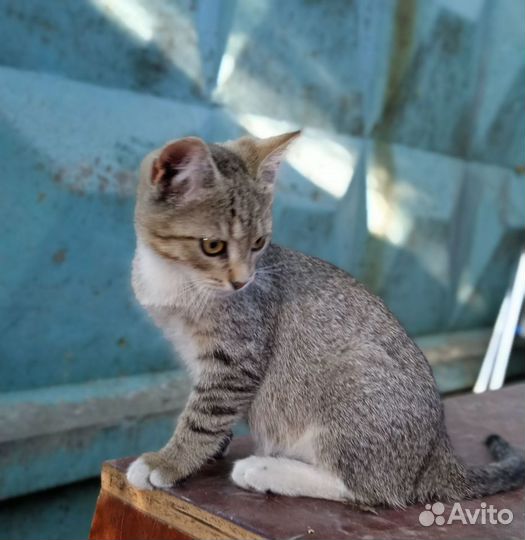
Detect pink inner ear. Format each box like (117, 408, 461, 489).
(151, 139, 206, 185)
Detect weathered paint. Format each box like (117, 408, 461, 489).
(0, 368, 249, 500)
(0, 371, 190, 445)
(0, 412, 175, 501)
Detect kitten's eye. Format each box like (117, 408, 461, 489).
(200, 238, 227, 256)
(252, 236, 266, 252)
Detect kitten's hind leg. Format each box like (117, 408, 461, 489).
(231, 456, 353, 502)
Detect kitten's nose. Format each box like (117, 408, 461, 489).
(230, 280, 248, 291)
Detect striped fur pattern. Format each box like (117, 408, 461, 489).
(126, 133, 525, 506)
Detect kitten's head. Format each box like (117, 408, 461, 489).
(135, 131, 300, 294)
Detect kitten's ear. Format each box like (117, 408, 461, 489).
(227, 130, 301, 191)
(255, 130, 301, 190)
(150, 137, 215, 203)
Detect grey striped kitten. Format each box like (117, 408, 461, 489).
(127, 132, 524, 507)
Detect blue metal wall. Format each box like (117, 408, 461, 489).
(0, 0, 523, 528)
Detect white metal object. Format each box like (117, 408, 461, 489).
(488, 250, 525, 390)
(473, 249, 525, 393)
(473, 292, 511, 393)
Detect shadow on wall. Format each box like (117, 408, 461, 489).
(333, 139, 524, 335)
(217, 0, 525, 169)
(215, 0, 366, 135)
(0, 0, 209, 102)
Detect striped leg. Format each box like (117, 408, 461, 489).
(127, 360, 256, 490)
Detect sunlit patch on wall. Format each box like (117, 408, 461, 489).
(366, 165, 411, 247)
(236, 113, 355, 198)
(90, 0, 202, 88)
(216, 34, 247, 87)
(90, 0, 155, 42)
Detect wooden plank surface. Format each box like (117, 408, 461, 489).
(91, 384, 525, 540)
(89, 490, 192, 540)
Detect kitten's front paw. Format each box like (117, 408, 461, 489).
(126, 455, 153, 490)
(126, 452, 186, 490)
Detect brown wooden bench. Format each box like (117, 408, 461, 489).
(89, 384, 524, 540)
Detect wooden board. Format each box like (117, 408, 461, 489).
(90, 384, 525, 540)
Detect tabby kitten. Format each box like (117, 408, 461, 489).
(127, 132, 524, 506)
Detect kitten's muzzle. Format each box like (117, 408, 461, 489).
(229, 273, 255, 291)
(230, 280, 249, 291)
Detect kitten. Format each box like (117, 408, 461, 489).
(126, 132, 524, 506)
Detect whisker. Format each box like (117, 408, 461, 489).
(255, 264, 288, 275)
(253, 277, 271, 293)
(195, 286, 212, 319)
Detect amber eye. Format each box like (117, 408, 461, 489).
(252, 236, 266, 252)
(200, 238, 227, 257)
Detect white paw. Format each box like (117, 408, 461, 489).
(126, 457, 153, 490)
(244, 464, 274, 493)
(231, 456, 353, 500)
(231, 456, 271, 492)
(127, 454, 185, 490)
(149, 468, 173, 488)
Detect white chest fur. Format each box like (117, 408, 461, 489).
(132, 240, 204, 379)
(161, 313, 203, 380)
(132, 239, 191, 308)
